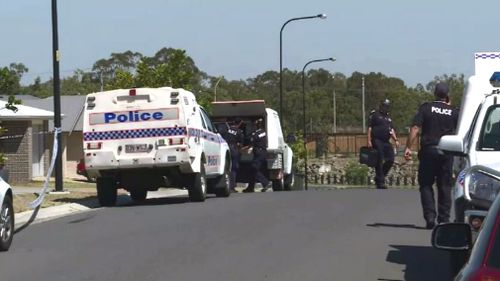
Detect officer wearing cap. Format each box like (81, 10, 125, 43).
(367, 99, 400, 189)
(404, 82, 458, 229)
(220, 118, 244, 193)
(243, 118, 270, 193)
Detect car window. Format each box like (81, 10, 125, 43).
(478, 105, 500, 151)
(487, 216, 500, 269)
(200, 108, 216, 133)
(467, 103, 483, 150)
(199, 111, 207, 129)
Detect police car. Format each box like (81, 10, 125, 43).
(0, 177, 13, 251)
(83, 87, 231, 206)
(439, 52, 500, 229)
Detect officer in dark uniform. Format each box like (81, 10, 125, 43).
(220, 118, 244, 193)
(243, 118, 270, 193)
(367, 99, 400, 189)
(404, 82, 458, 229)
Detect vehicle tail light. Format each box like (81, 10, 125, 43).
(471, 217, 484, 230)
(87, 142, 102, 150)
(129, 89, 136, 96)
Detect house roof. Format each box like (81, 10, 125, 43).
(22, 95, 86, 132)
(0, 100, 54, 120)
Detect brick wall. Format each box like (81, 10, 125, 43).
(1, 121, 31, 183)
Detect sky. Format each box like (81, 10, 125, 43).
(2, 0, 500, 87)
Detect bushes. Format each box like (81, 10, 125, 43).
(345, 161, 370, 185)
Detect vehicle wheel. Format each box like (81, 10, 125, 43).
(130, 189, 148, 202)
(188, 161, 207, 202)
(96, 177, 117, 207)
(0, 195, 14, 251)
(272, 178, 284, 191)
(284, 172, 294, 191)
(215, 161, 231, 198)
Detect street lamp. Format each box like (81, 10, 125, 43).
(280, 14, 326, 127)
(302, 57, 336, 190)
(214, 76, 223, 102)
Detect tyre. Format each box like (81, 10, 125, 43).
(0, 195, 14, 251)
(130, 189, 148, 202)
(284, 172, 294, 191)
(272, 177, 284, 191)
(215, 161, 231, 198)
(96, 177, 117, 207)
(188, 161, 207, 202)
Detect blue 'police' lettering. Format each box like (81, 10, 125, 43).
(104, 111, 164, 123)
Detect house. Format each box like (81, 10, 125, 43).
(22, 96, 86, 180)
(0, 99, 54, 183)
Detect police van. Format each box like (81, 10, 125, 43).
(439, 52, 500, 227)
(211, 100, 294, 191)
(83, 87, 231, 206)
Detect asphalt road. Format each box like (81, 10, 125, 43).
(0, 188, 454, 281)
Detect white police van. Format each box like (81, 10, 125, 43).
(439, 52, 500, 227)
(83, 87, 231, 206)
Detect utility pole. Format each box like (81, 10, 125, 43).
(362, 76, 366, 133)
(51, 0, 63, 191)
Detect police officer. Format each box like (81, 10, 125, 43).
(243, 118, 270, 193)
(220, 118, 244, 193)
(367, 99, 400, 189)
(404, 82, 458, 229)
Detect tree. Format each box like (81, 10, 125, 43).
(0, 63, 28, 95)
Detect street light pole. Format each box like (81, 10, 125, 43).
(362, 76, 366, 133)
(51, 0, 63, 192)
(280, 14, 326, 128)
(302, 57, 336, 190)
(214, 76, 223, 102)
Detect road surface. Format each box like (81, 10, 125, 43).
(0, 188, 453, 281)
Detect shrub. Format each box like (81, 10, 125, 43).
(345, 161, 370, 185)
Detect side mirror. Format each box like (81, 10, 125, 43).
(438, 135, 466, 156)
(286, 133, 297, 144)
(431, 223, 472, 251)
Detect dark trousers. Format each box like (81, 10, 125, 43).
(418, 146, 453, 223)
(373, 139, 394, 188)
(247, 148, 269, 189)
(229, 145, 240, 189)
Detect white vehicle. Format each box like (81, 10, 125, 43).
(211, 100, 294, 191)
(439, 52, 500, 227)
(83, 87, 231, 206)
(0, 177, 13, 251)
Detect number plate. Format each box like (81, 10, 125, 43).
(125, 144, 148, 153)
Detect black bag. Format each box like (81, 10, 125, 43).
(359, 146, 378, 168)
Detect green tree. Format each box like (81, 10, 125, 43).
(0, 63, 28, 95)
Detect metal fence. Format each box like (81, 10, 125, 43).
(308, 173, 418, 187)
